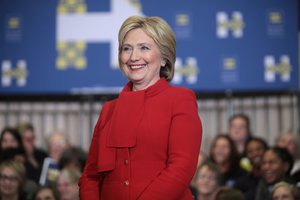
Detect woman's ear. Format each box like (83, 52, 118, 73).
(161, 59, 166, 67)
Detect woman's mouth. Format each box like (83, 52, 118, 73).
(130, 64, 146, 70)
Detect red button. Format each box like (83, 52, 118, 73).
(124, 159, 129, 165)
(124, 180, 129, 186)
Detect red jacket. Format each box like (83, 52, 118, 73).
(79, 78, 202, 200)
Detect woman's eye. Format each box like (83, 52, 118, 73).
(122, 46, 132, 52)
(141, 46, 149, 50)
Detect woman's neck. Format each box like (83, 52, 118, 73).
(219, 161, 230, 173)
(1, 193, 19, 200)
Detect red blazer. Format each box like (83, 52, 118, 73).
(79, 78, 202, 200)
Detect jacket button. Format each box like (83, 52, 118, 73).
(124, 180, 129, 186)
(124, 159, 129, 165)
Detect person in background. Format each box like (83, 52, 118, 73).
(190, 151, 208, 197)
(18, 123, 48, 183)
(58, 146, 87, 172)
(0, 160, 27, 200)
(0, 127, 24, 152)
(79, 15, 202, 200)
(271, 181, 300, 200)
(57, 168, 81, 200)
(275, 131, 300, 175)
(215, 187, 245, 200)
(228, 113, 252, 156)
(255, 147, 295, 200)
(210, 134, 248, 187)
(194, 161, 221, 200)
(39, 132, 68, 186)
(235, 137, 269, 200)
(32, 186, 59, 200)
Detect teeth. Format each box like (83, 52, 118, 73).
(130, 65, 145, 69)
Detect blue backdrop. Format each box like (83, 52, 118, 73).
(0, 0, 298, 94)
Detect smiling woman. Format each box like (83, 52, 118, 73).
(79, 16, 202, 200)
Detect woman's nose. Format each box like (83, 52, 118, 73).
(130, 49, 140, 61)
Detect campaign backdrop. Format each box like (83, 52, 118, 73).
(0, 0, 298, 94)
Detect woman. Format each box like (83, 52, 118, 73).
(57, 168, 80, 200)
(79, 16, 202, 200)
(195, 161, 221, 200)
(271, 181, 300, 200)
(0, 160, 27, 200)
(255, 147, 295, 200)
(32, 186, 59, 200)
(210, 134, 248, 187)
(0, 127, 24, 152)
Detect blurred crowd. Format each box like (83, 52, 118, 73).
(0, 113, 299, 200)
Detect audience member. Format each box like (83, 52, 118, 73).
(276, 131, 300, 175)
(18, 123, 48, 183)
(228, 113, 252, 156)
(194, 161, 221, 200)
(58, 146, 87, 172)
(32, 186, 59, 200)
(255, 147, 295, 200)
(0, 160, 27, 200)
(190, 151, 208, 196)
(271, 181, 300, 200)
(57, 168, 80, 200)
(210, 134, 248, 187)
(216, 187, 246, 200)
(0, 127, 24, 152)
(235, 137, 269, 200)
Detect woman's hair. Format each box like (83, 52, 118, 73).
(271, 181, 300, 200)
(216, 187, 245, 200)
(245, 137, 269, 152)
(196, 160, 222, 185)
(229, 113, 252, 137)
(268, 147, 294, 175)
(32, 186, 60, 200)
(0, 160, 26, 190)
(210, 134, 241, 169)
(58, 146, 87, 172)
(0, 127, 24, 151)
(118, 16, 176, 82)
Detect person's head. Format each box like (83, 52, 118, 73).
(118, 16, 176, 88)
(57, 168, 81, 200)
(261, 147, 294, 185)
(229, 113, 251, 144)
(17, 123, 36, 154)
(0, 160, 26, 198)
(216, 187, 245, 200)
(58, 146, 87, 172)
(32, 186, 60, 200)
(271, 181, 300, 200)
(246, 137, 269, 169)
(195, 161, 221, 197)
(276, 131, 299, 159)
(0, 147, 26, 164)
(0, 127, 23, 150)
(47, 132, 68, 162)
(210, 134, 240, 169)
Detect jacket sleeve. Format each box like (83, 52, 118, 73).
(138, 90, 202, 200)
(79, 104, 107, 200)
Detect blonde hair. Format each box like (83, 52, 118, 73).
(118, 16, 176, 82)
(272, 181, 300, 199)
(0, 160, 26, 189)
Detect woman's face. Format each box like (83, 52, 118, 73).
(196, 165, 219, 196)
(272, 186, 294, 200)
(57, 175, 78, 200)
(1, 132, 19, 149)
(212, 138, 231, 164)
(246, 140, 266, 168)
(120, 28, 165, 90)
(229, 117, 248, 143)
(35, 188, 56, 200)
(0, 167, 20, 197)
(261, 150, 287, 185)
(276, 134, 296, 158)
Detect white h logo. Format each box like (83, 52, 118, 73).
(173, 57, 199, 84)
(1, 60, 28, 87)
(264, 55, 291, 82)
(216, 11, 244, 38)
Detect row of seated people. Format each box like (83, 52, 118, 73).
(0, 113, 299, 200)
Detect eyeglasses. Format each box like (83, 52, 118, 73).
(197, 174, 217, 181)
(0, 174, 19, 182)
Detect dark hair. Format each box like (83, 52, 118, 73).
(229, 113, 251, 137)
(32, 186, 60, 200)
(267, 147, 294, 175)
(58, 146, 87, 172)
(216, 187, 245, 200)
(0, 127, 24, 151)
(0, 147, 26, 164)
(210, 134, 240, 170)
(245, 137, 269, 153)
